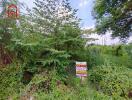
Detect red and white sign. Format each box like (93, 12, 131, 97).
(6, 4, 19, 19)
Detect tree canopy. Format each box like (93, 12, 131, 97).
(93, 0, 132, 40)
(4, 0, 86, 74)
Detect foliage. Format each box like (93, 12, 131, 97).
(33, 86, 113, 100)
(5, 0, 85, 76)
(85, 46, 105, 68)
(21, 72, 113, 100)
(93, 0, 132, 39)
(8, 35, 70, 75)
(86, 45, 132, 68)
(0, 64, 24, 100)
(0, 0, 132, 99)
(0, 65, 127, 100)
(28, 0, 80, 34)
(124, 44, 132, 68)
(89, 64, 132, 98)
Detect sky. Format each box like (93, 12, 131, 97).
(70, 0, 95, 28)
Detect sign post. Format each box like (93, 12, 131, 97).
(76, 62, 87, 84)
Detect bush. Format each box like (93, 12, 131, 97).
(86, 45, 132, 69)
(124, 44, 132, 68)
(33, 76, 114, 100)
(89, 64, 132, 98)
(0, 64, 24, 99)
(86, 46, 105, 68)
(33, 86, 113, 100)
(9, 37, 70, 75)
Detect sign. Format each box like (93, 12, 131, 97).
(76, 62, 87, 77)
(6, 4, 19, 19)
(0, 0, 19, 19)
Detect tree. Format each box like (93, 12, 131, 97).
(0, 0, 24, 65)
(21, 0, 85, 56)
(31, 0, 85, 59)
(93, 0, 132, 40)
(0, 0, 18, 65)
(9, 0, 86, 75)
(29, 0, 80, 34)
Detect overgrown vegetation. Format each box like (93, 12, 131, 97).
(0, 0, 132, 99)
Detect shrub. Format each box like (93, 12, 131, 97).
(89, 64, 132, 98)
(86, 45, 132, 69)
(32, 75, 113, 100)
(0, 64, 24, 99)
(9, 36, 70, 75)
(86, 46, 105, 68)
